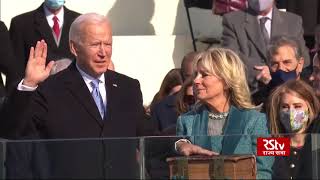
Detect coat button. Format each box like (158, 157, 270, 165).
(293, 151, 297, 155)
(290, 163, 295, 168)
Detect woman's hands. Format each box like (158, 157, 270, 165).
(177, 141, 219, 156)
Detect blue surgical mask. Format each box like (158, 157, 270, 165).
(248, 0, 274, 13)
(269, 69, 297, 89)
(280, 109, 308, 133)
(44, 0, 65, 10)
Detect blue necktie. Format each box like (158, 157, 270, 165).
(91, 79, 105, 119)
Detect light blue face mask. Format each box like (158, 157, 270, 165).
(44, 0, 65, 10)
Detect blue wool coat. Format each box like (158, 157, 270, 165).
(176, 105, 274, 179)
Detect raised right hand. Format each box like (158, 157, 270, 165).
(177, 142, 219, 156)
(23, 40, 55, 87)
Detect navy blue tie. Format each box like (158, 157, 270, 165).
(91, 79, 105, 119)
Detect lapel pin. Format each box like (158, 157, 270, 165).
(112, 84, 118, 87)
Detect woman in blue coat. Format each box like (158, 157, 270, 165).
(175, 48, 273, 179)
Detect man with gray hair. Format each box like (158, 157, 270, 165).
(2, 13, 154, 178)
(252, 36, 305, 104)
(222, 0, 310, 104)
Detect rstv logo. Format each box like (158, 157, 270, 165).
(257, 137, 290, 156)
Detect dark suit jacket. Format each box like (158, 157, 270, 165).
(9, 4, 80, 73)
(1, 63, 154, 178)
(150, 94, 178, 133)
(222, 7, 310, 95)
(0, 21, 21, 98)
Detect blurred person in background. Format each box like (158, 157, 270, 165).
(310, 24, 320, 61)
(267, 79, 320, 179)
(9, 0, 80, 76)
(150, 52, 197, 133)
(147, 68, 183, 132)
(149, 68, 183, 111)
(253, 36, 305, 105)
(0, 21, 21, 106)
(309, 47, 320, 98)
(222, 0, 310, 104)
(176, 77, 195, 116)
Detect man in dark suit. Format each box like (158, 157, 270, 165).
(0, 21, 21, 104)
(221, 0, 310, 103)
(9, 0, 80, 74)
(1, 13, 154, 178)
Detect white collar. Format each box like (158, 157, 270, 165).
(76, 63, 105, 85)
(257, 8, 273, 20)
(44, 5, 64, 27)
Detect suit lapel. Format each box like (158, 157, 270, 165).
(244, 10, 268, 62)
(221, 106, 246, 154)
(63, 63, 103, 127)
(104, 71, 120, 124)
(191, 106, 211, 149)
(34, 4, 58, 49)
(60, 7, 73, 48)
(271, 7, 285, 38)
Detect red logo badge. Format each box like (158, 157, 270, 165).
(257, 137, 290, 156)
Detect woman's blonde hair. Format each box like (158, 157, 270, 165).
(194, 48, 254, 109)
(267, 79, 320, 135)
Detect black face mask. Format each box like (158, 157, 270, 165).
(269, 69, 297, 89)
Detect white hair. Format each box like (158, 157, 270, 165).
(69, 13, 111, 44)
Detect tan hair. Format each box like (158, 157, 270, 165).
(194, 48, 254, 109)
(267, 80, 320, 135)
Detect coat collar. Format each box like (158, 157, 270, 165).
(62, 62, 118, 126)
(196, 105, 244, 133)
(192, 105, 247, 154)
(34, 4, 56, 48)
(243, 7, 279, 63)
(34, 3, 75, 49)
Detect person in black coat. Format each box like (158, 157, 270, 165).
(1, 13, 154, 179)
(9, 0, 80, 75)
(0, 21, 21, 102)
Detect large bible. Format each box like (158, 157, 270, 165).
(166, 155, 256, 179)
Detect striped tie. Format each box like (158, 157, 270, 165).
(90, 79, 105, 119)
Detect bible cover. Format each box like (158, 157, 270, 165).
(166, 154, 256, 179)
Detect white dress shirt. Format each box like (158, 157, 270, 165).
(44, 6, 64, 30)
(76, 64, 107, 108)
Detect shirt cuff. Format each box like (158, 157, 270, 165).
(174, 138, 191, 152)
(17, 79, 38, 91)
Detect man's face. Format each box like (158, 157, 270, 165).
(270, 45, 304, 75)
(248, 0, 274, 14)
(309, 54, 320, 97)
(71, 22, 112, 78)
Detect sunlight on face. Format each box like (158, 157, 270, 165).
(270, 46, 301, 73)
(193, 65, 227, 104)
